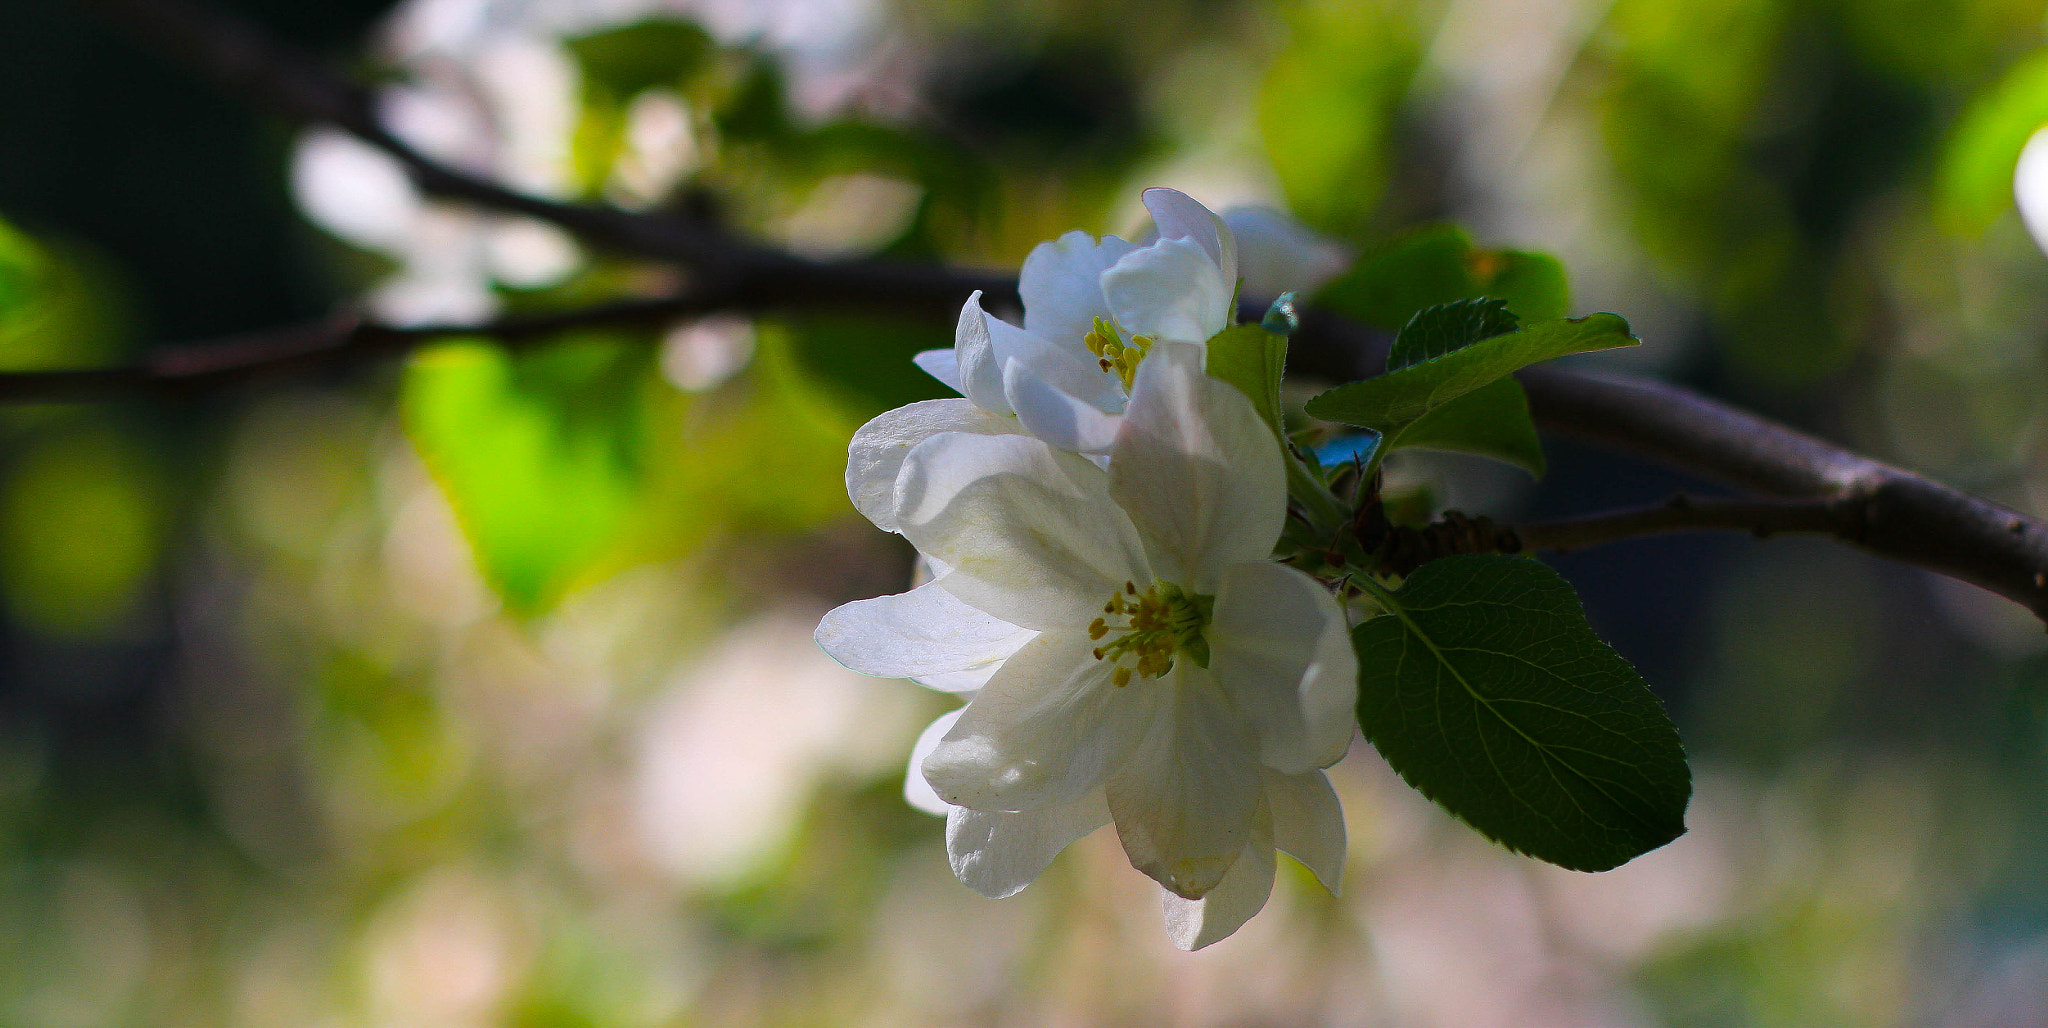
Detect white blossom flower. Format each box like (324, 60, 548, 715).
(910, 187, 1240, 455)
(817, 342, 1356, 948)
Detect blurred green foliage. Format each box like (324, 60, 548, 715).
(1, 0, 2048, 1023)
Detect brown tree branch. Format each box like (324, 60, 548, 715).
(1514, 495, 1862, 552)
(46, 0, 2048, 622)
(77, 0, 1020, 315)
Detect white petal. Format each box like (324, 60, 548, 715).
(1143, 187, 1236, 290)
(847, 399, 1018, 533)
(894, 431, 1149, 632)
(953, 291, 1012, 414)
(1020, 230, 1137, 349)
(1221, 206, 1348, 300)
(1107, 343, 1284, 586)
(1101, 236, 1233, 345)
(911, 347, 963, 395)
(925, 631, 1161, 811)
(815, 580, 1037, 689)
(1106, 669, 1264, 899)
(945, 789, 1110, 898)
(987, 314, 1125, 413)
(1005, 360, 1125, 455)
(1161, 838, 1275, 950)
(1266, 769, 1345, 894)
(1209, 560, 1358, 773)
(914, 665, 1005, 692)
(905, 710, 965, 815)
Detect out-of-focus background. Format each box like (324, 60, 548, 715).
(3, 0, 2048, 1023)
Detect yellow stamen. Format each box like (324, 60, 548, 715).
(1083, 318, 1155, 392)
(1089, 579, 1215, 686)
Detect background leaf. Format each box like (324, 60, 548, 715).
(1936, 49, 2048, 234)
(1314, 225, 1573, 331)
(402, 334, 653, 615)
(1304, 314, 1637, 438)
(1354, 555, 1691, 871)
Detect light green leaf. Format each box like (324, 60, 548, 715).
(1303, 313, 1636, 438)
(402, 335, 652, 615)
(1936, 50, 2048, 235)
(1354, 556, 1690, 872)
(1258, 3, 1428, 232)
(1204, 323, 1288, 437)
(1387, 376, 1546, 477)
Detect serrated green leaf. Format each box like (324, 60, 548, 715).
(1936, 50, 2048, 235)
(1389, 298, 1519, 370)
(1204, 323, 1288, 436)
(1387, 376, 1546, 477)
(1354, 555, 1690, 871)
(1304, 313, 1636, 437)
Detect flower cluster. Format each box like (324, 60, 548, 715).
(816, 189, 1357, 949)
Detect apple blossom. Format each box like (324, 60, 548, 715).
(816, 342, 1356, 948)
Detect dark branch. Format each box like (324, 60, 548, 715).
(1515, 494, 1860, 552)
(1516, 369, 2048, 621)
(50, 0, 2048, 622)
(79, 0, 1020, 315)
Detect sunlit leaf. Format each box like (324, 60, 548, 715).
(1936, 49, 2048, 234)
(1355, 555, 1690, 871)
(0, 217, 124, 370)
(1258, 3, 1428, 232)
(402, 335, 653, 615)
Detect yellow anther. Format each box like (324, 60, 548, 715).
(1088, 579, 1215, 685)
(1083, 319, 1153, 392)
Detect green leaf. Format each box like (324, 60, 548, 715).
(1389, 298, 1519, 370)
(1354, 556, 1690, 871)
(565, 19, 715, 100)
(1257, 3, 1427, 232)
(1314, 227, 1574, 332)
(1387, 377, 1546, 477)
(402, 335, 653, 615)
(783, 313, 954, 420)
(1936, 50, 2048, 235)
(1480, 250, 1571, 324)
(1303, 313, 1636, 438)
(1315, 225, 1477, 330)
(1204, 323, 1288, 436)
